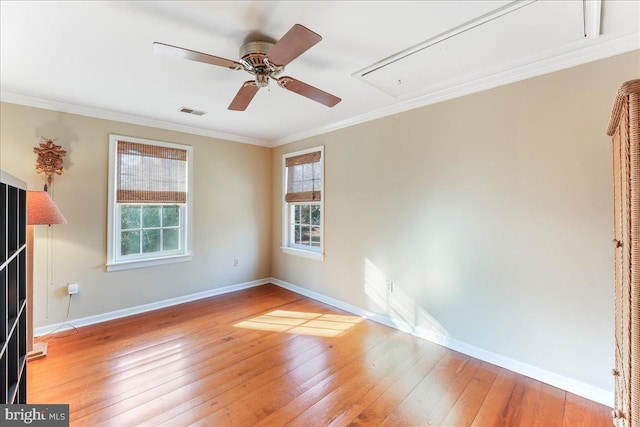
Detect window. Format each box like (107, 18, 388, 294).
(282, 147, 324, 260)
(107, 135, 192, 271)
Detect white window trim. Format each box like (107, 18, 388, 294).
(281, 246, 325, 261)
(282, 146, 325, 261)
(106, 134, 193, 272)
(106, 254, 193, 272)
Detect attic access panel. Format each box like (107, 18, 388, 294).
(353, 0, 591, 100)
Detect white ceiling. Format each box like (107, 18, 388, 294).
(1, 1, 638, 147)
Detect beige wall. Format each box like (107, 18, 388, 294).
(271, 50, 640, 392)
(0, 104, 272, 327)
(1, 50, 637, 397)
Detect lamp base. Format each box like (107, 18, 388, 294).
(27, 342, 48, 361)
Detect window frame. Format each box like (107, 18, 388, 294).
(281, 146, 325, 261)
(106, 134, 193, 272)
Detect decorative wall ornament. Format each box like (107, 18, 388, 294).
(33, 137, 66, 189)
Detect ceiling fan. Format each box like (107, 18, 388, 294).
(153, 24, 341, 111)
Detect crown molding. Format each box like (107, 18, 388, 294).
(271, 32, 639, 147)
(0, 92, 269, 147)
(2, 32, 637, 149)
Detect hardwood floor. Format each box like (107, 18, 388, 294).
(28, 284, 612, 426)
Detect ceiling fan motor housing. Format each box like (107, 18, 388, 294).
(240, 41, 274, 69)
(239, 41, 284, 87)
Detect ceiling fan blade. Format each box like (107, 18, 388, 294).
(153, 42, 243, 70)
(267, 24, 322, 66)
(277, 76, 341, 107)
(229, 81, 260, 111)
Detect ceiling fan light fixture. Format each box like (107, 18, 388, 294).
(256, 73, 269, 88)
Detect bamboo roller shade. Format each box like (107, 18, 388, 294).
(285, 151, 322, 203)
(117, 140, 188, 203)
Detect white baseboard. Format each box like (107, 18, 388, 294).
(270, 277, 614, 408)
(34, 276, 614, 407)
(34, 278, 270, 337)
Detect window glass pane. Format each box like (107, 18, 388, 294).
(302, 163, 312, 179)
(163, 228, 179, 250)
(301, 226, 311, 245)
(121, 230, 140, 255)
(121, 206, 140, 229)
(300, 205, 310, 224)
(292, 165, 303, 182)
(311, 227, 321, 246)
(303, 164, 314, 192)
(142, 206, 161, 228)
(311, 205, 320, 225)
(289, 204, 321, 248)
(142, 229, 161, 253)
(163, 205, 179, 227)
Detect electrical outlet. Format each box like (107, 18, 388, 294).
(386, 281, 394, 292)
(234, 258, 239, 267)
(67, 283, 79, 295)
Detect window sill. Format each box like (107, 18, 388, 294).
(106, 254, 193, 272)
(281, 247, 325, 261)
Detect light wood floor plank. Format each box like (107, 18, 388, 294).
(286, 333, 428, 427)
(422, 357, 482, 425)
(347, 345, 447, 426)
(437, 361, 500, 426)
(251, 330, 405, 427)
(84, 300, 329, 425)
(27, 284, 614, 426)
(189, 325, 402, 427)
(563, 393, 595, 426)
(324, 337, 437, 427)
(378, 351, 471, 426)
(531, 382, 566, 427)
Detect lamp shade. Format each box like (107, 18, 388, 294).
(27, 191, 67, 225)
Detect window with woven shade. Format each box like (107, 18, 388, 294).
(285, 151, 322, 203)
(107, 135, 193, 271)
(282, 147, 324, 260)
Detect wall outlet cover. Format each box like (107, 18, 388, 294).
(68, 283, 79, 295)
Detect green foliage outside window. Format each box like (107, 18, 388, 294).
(292, 204, 321, 247)
(120, 204, 181, 256)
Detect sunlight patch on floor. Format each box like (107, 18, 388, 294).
(234, 310, 363, 337)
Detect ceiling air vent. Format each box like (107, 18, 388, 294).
(179, 107, 207, 116)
